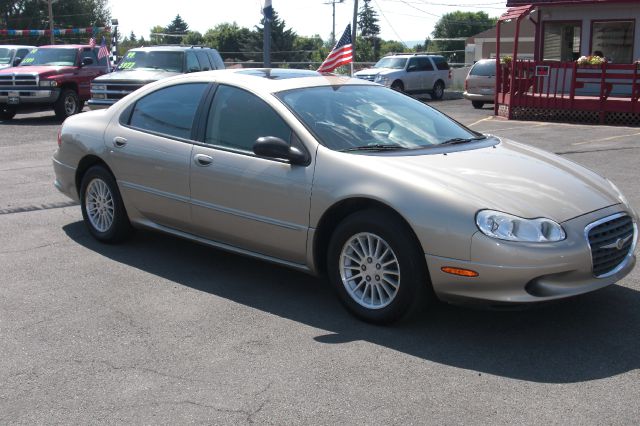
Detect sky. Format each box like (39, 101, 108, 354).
(109, 0, 507, 46)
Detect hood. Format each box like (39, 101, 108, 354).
(373, 139, 620, 223)
(0, 65, 77, 77)
(94, 69, 182, 83)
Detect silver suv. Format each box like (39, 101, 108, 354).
(354, 54, 451, 100)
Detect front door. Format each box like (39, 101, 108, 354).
(189, 84, 314, 264)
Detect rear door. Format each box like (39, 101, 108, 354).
(105, 82, 209, 230)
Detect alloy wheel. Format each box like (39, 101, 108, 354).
(85, 178, 115, 233)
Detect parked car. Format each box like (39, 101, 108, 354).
(53, 68, 637, 324)
(354, 53, 451, 100)
(0, 44, 109, 121)
(0, 45, 36, 69)
(88, 46, 224, 110)
(463, 59, 496, 109)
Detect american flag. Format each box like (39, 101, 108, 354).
(89, 37, 96, 48)
(97, 36, 109, 60)
(317, 24, 353, 73)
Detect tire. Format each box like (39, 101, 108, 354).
(390, 80, 404, 93)
(0, 106, 17, 121)
(431, 81, 445, 100)
(54, 89, 81, 120)
(472, 101, 485, 109)
(327, 209, 430, 324)
(80, 165, 132, 243)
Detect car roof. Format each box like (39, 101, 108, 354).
(129, 46, 217, 52)
(160, 68, 376, 94)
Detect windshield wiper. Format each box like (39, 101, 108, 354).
(440, 135, 487, 145)
(340, 144, 409, 152)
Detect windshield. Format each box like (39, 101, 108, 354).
(0, 48, 13, 64)
(117, 51, 184, 72)
(374, 57, 407, 69)
(277, 85, 480, 152)
(470, 61, 496, 77)
(19, 48, 76, 66)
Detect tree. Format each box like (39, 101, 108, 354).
(203, 22, 255, 62)
(429, 11, 497, 63)
(149, 25, 166, 45)
(184, 31, 203, 46)
(165, 14, 189, 44)
(250, 9, 297, 65)
(357, 0, 381, 61)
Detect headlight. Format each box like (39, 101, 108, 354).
(92, 84, 107, 91)
(374, 75, 388, 85)
(607, 179, 638, 219)
(39, 80, 58, 87)
(476, 210, 566, 243)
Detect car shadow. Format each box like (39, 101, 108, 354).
(63, 221, 640, 384)
(0, 115, 60, 126)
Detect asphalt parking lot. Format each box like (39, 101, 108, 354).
(1, 100, 639, 424)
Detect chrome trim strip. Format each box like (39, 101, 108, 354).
(120, 180, 307, 231)
(584, 212, 637, 279)
(133, 218, 312, 274)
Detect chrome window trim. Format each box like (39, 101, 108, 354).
(584, 212, 638, 278)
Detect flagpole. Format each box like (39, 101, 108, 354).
(351, 0, 358, 76)
(263, 0, 272, 68)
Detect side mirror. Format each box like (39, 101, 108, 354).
(13, 57, 22, 66)
(81, 57, 94, 67)
(253, 136, 309, 166)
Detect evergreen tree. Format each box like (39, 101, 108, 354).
(357, 0, 381, 61)
(251, 9, 297, 65)
(165, 14, 189, 44)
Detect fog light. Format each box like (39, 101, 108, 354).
(441, 267, 479, 277)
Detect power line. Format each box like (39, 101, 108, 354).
(373, 0, 407, 48)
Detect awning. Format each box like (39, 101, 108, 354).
(499, 4, 534, 21)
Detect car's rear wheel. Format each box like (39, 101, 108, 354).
(54, 89, 81, 120)
(327, 209, 429, 324)
(431, 81, 445, 100)
(80, 165, 132, 243)
(390, 80, 404, 93)
(472, 101, 485, 109)
(0, 106, 17, 121)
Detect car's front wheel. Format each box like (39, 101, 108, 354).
(390, 80, 404, 93)
(472, 101, 485, 109)
(54, 89, 81, 120)
(80, 165, 132, 243)
(327, 209, 430, 324)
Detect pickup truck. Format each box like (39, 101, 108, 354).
(88, 46, 224, 110)
(0, 44, 109, 121)
(0, 45, 36, 70)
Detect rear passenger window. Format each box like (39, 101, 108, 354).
(129, 83, 208, 140)
(432, 56, 450, 70)
(186, 52, 200, 72)
(417, 57, 433, 71)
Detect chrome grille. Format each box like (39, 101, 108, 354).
(0, 74, 38, 86)
(586, 214, 636, 277)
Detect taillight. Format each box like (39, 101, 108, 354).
(57, 127, 62, 147)
(464, 78, 468, 91)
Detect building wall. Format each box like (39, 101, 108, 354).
(466, 19, 536, 64)
(538, 3, 640, 61)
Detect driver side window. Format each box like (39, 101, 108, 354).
(205, 85, 291, 152)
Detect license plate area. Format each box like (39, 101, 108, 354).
(8, 91, 19, 104)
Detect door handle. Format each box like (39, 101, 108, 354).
(194, 154, 213, 166)
(113, 137, 127, 147)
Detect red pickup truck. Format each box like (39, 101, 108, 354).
(0, 44, 109, 121)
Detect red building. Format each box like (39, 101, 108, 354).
(495, 0, 640, 124)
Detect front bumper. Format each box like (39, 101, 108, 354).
(87, 99, 114, 110)
(427, 205, 637, 305)
(0, 87, 60, 105)
(463, 91, 494, 102)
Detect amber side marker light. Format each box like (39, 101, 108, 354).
(441, 267, 479, 277)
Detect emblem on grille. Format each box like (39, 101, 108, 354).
(599, 234, 632, 251)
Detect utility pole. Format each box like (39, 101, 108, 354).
(46, 0, 55, 44)
(350, 0, 358, 76)
(323, 0, 344, 45)
(263, 0, 272, 68)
